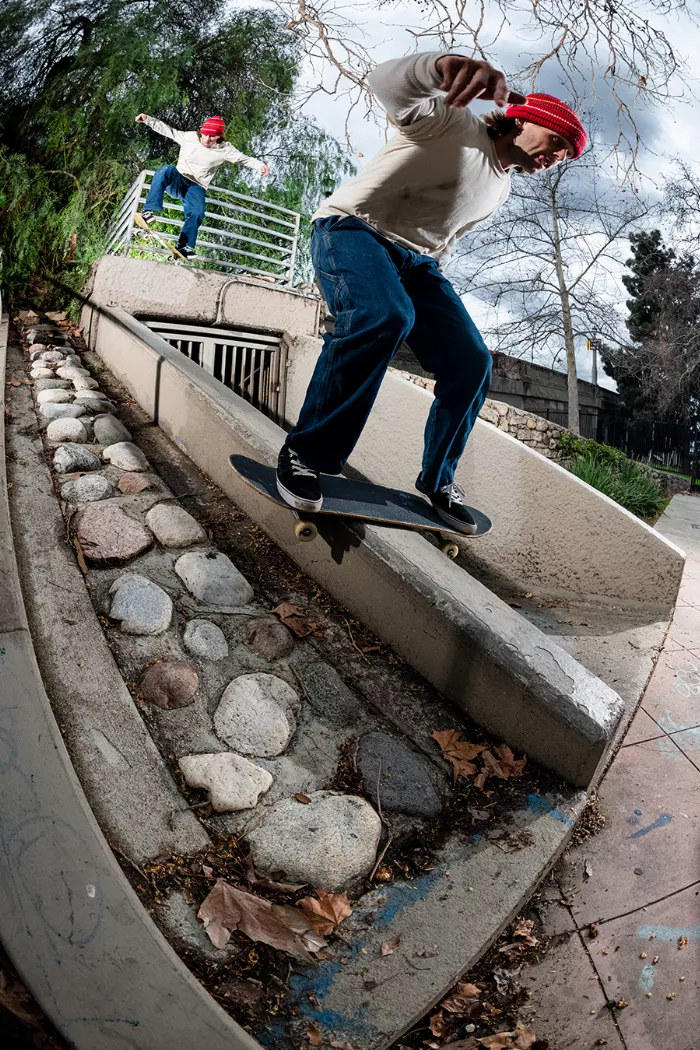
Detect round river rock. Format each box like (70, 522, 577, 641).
(214, 672, 299, 757)
(178, 753, 273, 811)
(108, 574, 172, 634)
(247, 791, 382, 890)
(140, 660, 199, 709)
(74, 503, 152, 562)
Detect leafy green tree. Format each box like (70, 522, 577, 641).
(601, 229, 700, 423)
(0, 0, 352, 303)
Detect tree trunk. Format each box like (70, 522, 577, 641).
(549, 180, 580, 435)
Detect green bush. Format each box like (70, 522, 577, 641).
(565, 455, 666, 519)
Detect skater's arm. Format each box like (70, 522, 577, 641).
(135, 114, 187, 144)
(367, 53, 524, 126)
(222, 145, 271, 177)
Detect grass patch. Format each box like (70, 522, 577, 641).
(556, 433, 667, 519)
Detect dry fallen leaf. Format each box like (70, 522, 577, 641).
(197, 879, 323, 960)
(295, 793, 312, 804)
(513, 1021, 537, 1049)
(477, 1021, 536, 1050)
(513, 919, 538, 947)
(432, 729, 486, 782)
(380, 935, 401, 956)
(478, 744, 527, 787)
(429, 1009, 451, 1037)
(117, 473, 150, 494)
(273, 601, 325, 638)
(479, 1034, 514, 1049)
(678, 936, 688, 950)
(307, 1022, 325, 1045)
(219, 976, 263, 1008)
(298, 890, 353, 935)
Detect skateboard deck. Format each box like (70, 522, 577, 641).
(230, 455, 491, 554)
(133, 212, 187, 261)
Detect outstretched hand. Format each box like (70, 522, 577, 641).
(135, 113, 149, 123)
(436, 55, 526, 109)
(259, 164, 271, 177)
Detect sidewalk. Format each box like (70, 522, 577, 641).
(519, 494, 700, 1050)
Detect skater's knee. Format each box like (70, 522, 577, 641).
(375, 301, 414, 344)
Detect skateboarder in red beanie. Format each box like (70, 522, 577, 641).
(135, 114, 270, 258)
(276, 53, 586, 532)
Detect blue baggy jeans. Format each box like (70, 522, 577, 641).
(287, 216, 493, 493)
(143, 164, 206, 248)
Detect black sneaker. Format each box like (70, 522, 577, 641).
(141, 210, 154, 223)
(277, 444, 322, 512)
(175, 236, 198, 259)
(417, 475, 476, 535)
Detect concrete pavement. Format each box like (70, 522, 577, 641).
(509, 493, 700, 1050)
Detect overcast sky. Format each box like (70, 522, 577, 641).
(275, 0, 700, 391)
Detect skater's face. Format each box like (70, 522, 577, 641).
(200, 133, 221, 148)
(505, 119, 574, 173)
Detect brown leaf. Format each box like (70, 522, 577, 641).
(513, 1020, 537, 1048)
(479, 1034, 515, 1049)
(330, 1042, 355, 1050)
(298, 890, 353, 935)
(513, 919, 538, 946)
(380, 935, 401, 956)
(429, 1009, 451, 1037)
(271, 903, 328, 953)
(432, 729, 486, 782)
(474, 770, 489, 789)
(273, 601, 325, 638)
(197, 879, 319, 960)
(441, 981, 483, 1016)
(307, 1022, 325, 1046)
(255, 877, 307, 894)
(295, 793, 312, 804)
(118, 472, 150, 494)
(457, 982, 482, 998)
(219, 977, 263, 1008)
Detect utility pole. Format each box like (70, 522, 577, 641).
(587, 337, 598, 389)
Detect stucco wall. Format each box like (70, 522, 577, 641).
(285, 335, 684, 609)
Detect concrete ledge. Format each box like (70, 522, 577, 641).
(84, 305, 625, 786)
(85, 254, 321, 337)
(0, 314, 259, 1049)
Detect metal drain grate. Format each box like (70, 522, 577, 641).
(144, 320, 286, 424)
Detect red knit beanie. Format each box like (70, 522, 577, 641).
(200, 115, 225, 138)
(505, 93, 587, 158)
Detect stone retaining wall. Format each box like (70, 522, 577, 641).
(390, 369, 695, 499)
(389, 369, 568, 458)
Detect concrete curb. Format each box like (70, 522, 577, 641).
(279, 792, 586, 1049)
(83, 304, 625, 786)
(0, 314, 260, 1049)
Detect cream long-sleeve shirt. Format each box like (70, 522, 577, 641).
(143, 117, 266, 190)
(313, 53, 510, 259)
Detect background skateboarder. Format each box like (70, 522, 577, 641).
(135, 114, 270, 258)
(276, 53, 586, 533)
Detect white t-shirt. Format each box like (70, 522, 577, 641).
(313, 52, 511, 259)
(143, 118, 265, 190)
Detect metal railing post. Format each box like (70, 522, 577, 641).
(286, 212, 301, 286)
(123, 170, 149, 255)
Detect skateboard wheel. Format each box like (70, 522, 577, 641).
(440, 541, 460, 559)
(294, 520, 317, 542)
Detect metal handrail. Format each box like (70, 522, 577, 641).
(106, 170, 301, 285)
